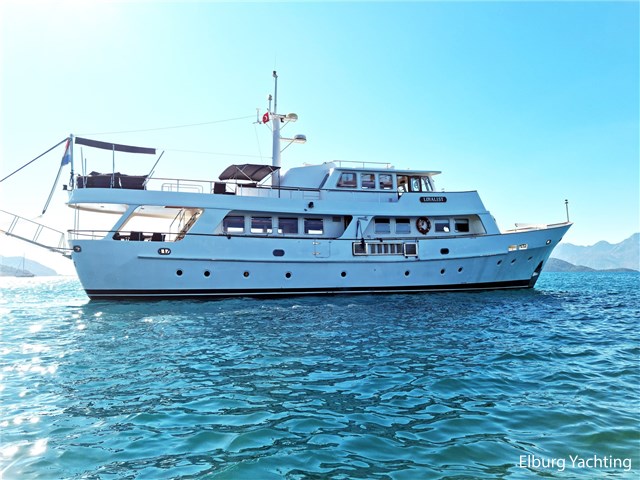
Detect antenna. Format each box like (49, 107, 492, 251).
(273, 70, 278, 114)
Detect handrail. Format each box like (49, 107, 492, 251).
(0, 209, 69, 256)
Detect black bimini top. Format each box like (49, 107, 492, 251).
(218, 164, 280, 182)
(75, 137, 156, 155)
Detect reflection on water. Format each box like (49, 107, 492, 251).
(0, 274, 638, 478)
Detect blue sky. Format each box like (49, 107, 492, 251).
(0, 1, 638, 271)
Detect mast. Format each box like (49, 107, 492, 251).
(271, 71, 281, 186)
(266, 71, 305, 187)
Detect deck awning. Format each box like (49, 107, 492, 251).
(218, 164, 280, 182)
(75, 137, 156, 155)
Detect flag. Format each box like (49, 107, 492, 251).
(60, 138, 71, 166)
(262, 112, 270, 124)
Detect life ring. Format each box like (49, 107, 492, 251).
(416, 216, 431, 235)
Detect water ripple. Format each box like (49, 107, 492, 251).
(0, 273, 638, 479)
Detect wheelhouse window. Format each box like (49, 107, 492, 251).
(421, 177, 433, 192)
(337, 172, 356, 188)
(361, 173, 375, 189)
(395, 218, 411, 234)
(251, 216, 272, 234)
(455, 218, 470, 233)
(278, 217, 298, 234)
(223, 216, 245, 233)
(304, 218, 324, 235)
(397, 175, 409, 193)
(410, 177, 421, 192)
(374, 218, 391, 234)
(435, 220, 450, 233)
(379, 174, 393, 190)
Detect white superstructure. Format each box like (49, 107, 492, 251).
(63, 73, 571, 299)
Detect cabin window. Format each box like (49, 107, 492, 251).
(395, 218, 411, 234)
(251, 216, 272, 234)
(223, 216, 245, 233)
(410, 177, 422, 192)
(278, 217, 298, 234)
(337, 172, 356, 188)
(421, 177, 432, 192)
(374, 218, 391, 234)
(435, 220, 450, 233)
(361, 173, 375, 189)
(397, 175, 409, 193)
(304, 218, 324, 235)
(379, 174, 393, 190)
(454, 219, 470, 233)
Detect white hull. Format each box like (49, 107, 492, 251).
(72, 224, 569, 299)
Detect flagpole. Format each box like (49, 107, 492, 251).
(42, 137, 71, 215)
(41, 164, 64, 215)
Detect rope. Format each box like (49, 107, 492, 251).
(0, 137, 68, 184)
(164, 149, 262, 159)
(80, 115, 254, 136)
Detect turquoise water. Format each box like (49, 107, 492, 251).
(1, 273, 638, 479)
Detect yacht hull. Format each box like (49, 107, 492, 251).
(72, 223, 569, 300)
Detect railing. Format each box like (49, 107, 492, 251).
(333, 160, 394, 169)
(69, 229, 179, 242)
(0, 210, 69, 256)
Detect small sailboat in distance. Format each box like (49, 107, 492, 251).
(15, 254, 35, 277)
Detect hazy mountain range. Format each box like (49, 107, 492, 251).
(548, 233, 639, 272)
(0, 256, 58, 276)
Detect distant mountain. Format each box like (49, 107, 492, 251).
(544, 258, 637, 273)
(545, 258, 594, 272)
(0, 256, 58, 276)
(551, 233, 639, 271)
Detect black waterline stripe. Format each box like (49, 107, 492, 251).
(85, 279, 532, 299)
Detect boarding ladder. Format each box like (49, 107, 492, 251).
(0, 210, 70, 257)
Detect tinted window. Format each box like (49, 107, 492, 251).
(361, 173, 375, 189)
(251, 217, 272, 234)
(223, 216, 244, 233)
(455, 219, 470, 233)
(395, 218, 411, 234)
(379, 174, 393, 190)
(435, 221, 450, 233)
(278, 217, 298, 234)
(337, 172, 356, 188)
(304, 218, 324, 234)
(397, 175, 409, 193)
(374, 218, 391, 234)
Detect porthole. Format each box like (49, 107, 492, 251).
(528, 256, 533, 261)
(176, 269, 183, 276)
(341, 271, 347, 277)
(440, 268, 446, 275)
(285, 272, 292, 279)
(511, 259, 516, 264)
(243, 271, 250, 278)
(458, 267, 463, 273)
(546, 239, 552, 245)
(273, 249, 285, 257)
(440, 248, 449, 255)
(404, 270, 410, 277)
(73, 245, 82, 253)
(204, 270, 211, 277)
(497, 260, 503, 266)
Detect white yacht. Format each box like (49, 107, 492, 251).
(4, 73, 572, 299)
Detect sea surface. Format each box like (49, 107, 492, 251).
(1, 272, 638, 479)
